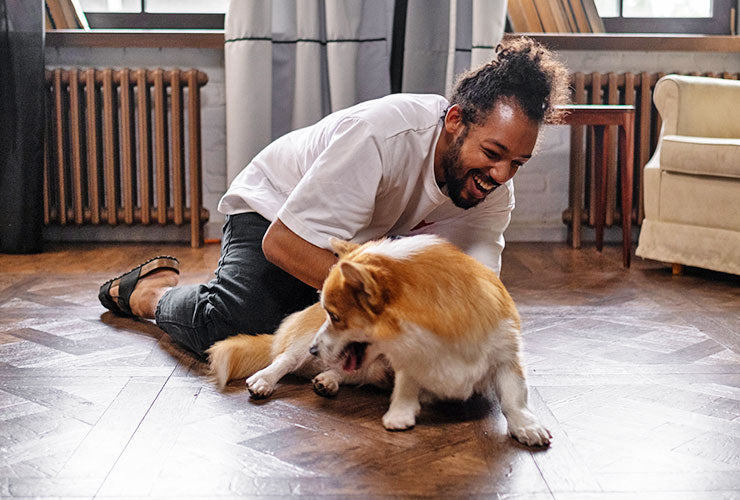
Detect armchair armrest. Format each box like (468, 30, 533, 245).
(653, 75, 740, 139)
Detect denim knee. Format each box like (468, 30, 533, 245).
(154, 284, 236, 358)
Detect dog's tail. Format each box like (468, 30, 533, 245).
(206, 334, 274, 389)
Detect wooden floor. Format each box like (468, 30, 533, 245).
(0, 242, 738, 499)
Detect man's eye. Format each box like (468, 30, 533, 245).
(484, 149, 499, 159)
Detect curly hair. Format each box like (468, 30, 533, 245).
(448, 36, 570, 126)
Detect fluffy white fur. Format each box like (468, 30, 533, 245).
(359, 234, 444, 260)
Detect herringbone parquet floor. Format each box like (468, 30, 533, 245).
(0, 242, 738, 499)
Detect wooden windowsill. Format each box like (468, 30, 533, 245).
(46, 30, 225, 49)
(523, 33, 740, 52)
(46, 30, 740, 52)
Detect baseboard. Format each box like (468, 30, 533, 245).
(506, 222, 641, 243)
(505, 222, 568, 242)
(42, 224, 218, 244)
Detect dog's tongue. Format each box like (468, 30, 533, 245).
(343, 351, 358, 372)
(342, 342, 366, 373)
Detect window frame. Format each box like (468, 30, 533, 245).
(84, 12, 224, 29)
(81, 0, 225, 29)
(601, 0, 734, 34)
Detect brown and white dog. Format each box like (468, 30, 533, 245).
(207, 235, 550, 446)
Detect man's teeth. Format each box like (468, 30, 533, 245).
(473, 173, 494, 191)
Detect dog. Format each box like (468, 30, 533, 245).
(208, 234, 550, 446)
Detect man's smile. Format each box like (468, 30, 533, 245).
(467, 171, 500, 199)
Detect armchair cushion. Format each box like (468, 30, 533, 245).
(657, 170, 740, 232)
(661, 135, 740, 179)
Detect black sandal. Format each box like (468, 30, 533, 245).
(98, 256, 180, 317)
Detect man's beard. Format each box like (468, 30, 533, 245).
(441, 131, 488, 210)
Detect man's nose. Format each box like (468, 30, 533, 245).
(309, 344, 319, 356)
(489, 164, 512, 183)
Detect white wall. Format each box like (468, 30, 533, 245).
(44, 45, 740, 243)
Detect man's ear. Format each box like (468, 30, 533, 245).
(329, 237, 360, 258)
(444, 104, 464, 135)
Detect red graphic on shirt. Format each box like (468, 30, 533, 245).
(411, 220, 433, 231)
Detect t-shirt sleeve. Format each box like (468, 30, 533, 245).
(276, 118, 384, 250)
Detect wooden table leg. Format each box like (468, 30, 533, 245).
(619, 114, 635, 268)
(593, 125, 609, 252)
(571, 125, 585, 249)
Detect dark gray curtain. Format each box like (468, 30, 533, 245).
(0, 0, 44, 253)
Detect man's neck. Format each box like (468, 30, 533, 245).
(434, 126, 450, 186)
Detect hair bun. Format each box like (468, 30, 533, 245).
(448, 36, 570, 125)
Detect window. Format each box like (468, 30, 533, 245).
(594, 0, 735, 34)
(79, 0, 227, 29)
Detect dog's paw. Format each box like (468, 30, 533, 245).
(382, 409, 417, 431)
(508, 420, 552, 447)
(312, 372, 340, 397)
(246, 376, 274, 399)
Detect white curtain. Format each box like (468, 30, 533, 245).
(224, 0, 507, 183)
(402, 0, 508, 96)
(224, 0, 393, 183)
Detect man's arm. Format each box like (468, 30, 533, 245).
(262, 218, 338, 290)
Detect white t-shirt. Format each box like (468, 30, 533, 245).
(218, 94, 515, 274)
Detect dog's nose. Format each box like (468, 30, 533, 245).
(309, 345, 319, 356)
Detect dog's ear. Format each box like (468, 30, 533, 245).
(338, 261, 385, 313)
(329, 237, 360, 258)
(338, 261, 374, 293)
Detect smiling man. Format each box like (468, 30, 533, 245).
(99, 36, 570, 359)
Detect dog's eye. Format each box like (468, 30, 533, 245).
(328, 312, 340, 323)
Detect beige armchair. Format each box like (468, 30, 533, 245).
(636, 75, 740, 276)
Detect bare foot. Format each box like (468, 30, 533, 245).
(109, 269, 179, 319)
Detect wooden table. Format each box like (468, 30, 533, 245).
(558, 104, 636, 268)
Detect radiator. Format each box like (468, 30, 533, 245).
(44, 67, 210, 247)
(562, 71, 739, 245)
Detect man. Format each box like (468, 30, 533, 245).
(99, 36, 570, 359)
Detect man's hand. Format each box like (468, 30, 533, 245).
(262, 218, 338, 290)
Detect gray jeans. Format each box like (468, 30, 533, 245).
(154, 212, 318, 359)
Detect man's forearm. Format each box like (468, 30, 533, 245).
(262, 218, 338, 290)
